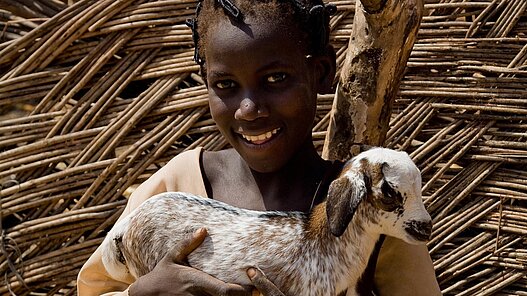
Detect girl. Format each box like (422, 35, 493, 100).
(77, 0, 441, 295)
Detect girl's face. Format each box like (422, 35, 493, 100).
(204, 16, 333, 173)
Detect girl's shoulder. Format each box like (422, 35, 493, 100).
(201, 148, 239, 169)
(153, 147, 207, 195)
(201, 148, 248, 185)
(164, 147, 204, 171)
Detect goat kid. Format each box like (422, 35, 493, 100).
(101, 148, 433, 296)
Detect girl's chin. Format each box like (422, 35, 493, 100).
(245, 158, 288, 173)
(234, 139, 291, 172)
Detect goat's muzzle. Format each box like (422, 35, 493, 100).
(404, 220, 432, 242)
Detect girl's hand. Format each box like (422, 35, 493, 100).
(129, 228, 252, 296)
(247, 268, 286, 296)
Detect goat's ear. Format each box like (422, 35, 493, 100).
(326, 172, 366, 237)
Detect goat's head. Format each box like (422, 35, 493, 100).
(326, 148, 432, 245)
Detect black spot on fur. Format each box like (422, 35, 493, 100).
(114, 236, 126, 265)
(185, 194, 296, 219)
(380, 180, 404, 217)
(192, 196, 244, 215)
(258, 212, 304, 219)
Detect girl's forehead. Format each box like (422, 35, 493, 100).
(204, 17, 309, 75)
(207, 20, 303, 57)
(205, 15, 305, 51)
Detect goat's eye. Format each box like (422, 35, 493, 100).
(380, 195, 395, 205)
(379, 181, 402, 210)
(377, 194, 399, 212)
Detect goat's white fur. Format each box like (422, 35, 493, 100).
(101, 148, 432, 296)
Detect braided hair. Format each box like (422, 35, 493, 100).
(186, 0, 336, 70)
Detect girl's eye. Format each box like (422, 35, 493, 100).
(266, 73, 287, 83)
(215, 80, 237, 89)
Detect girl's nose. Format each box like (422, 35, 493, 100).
(234, 98, 268, 121)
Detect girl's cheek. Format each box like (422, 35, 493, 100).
(209, 96, 233, 121)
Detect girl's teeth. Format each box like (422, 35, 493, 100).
(243, 129, 279, 143)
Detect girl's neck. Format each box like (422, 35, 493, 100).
(249, 143, 332, 212)
(203, 141, 334, 212)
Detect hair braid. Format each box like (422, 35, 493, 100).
(185, 0, 336, 67)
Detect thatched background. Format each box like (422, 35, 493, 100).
(0, 0, 525, 295)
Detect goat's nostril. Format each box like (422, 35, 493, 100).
(417, 219, 432, 232)
(404, 220, 433, 242)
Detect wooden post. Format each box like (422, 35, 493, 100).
(322, 0, 423, 161)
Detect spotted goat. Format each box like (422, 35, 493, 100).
(100, 147, 432, 296)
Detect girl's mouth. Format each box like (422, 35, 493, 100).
(240, 128, 280, 145)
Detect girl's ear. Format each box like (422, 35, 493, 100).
(313, 45, 337, 94)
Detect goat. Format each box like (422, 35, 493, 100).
(100, 147, 432, 296)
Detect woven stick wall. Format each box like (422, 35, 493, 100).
(0, 0, 526, 295)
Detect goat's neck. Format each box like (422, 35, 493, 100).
(300, 202, 381, 294)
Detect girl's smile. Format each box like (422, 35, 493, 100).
(237, 127, 281, 145)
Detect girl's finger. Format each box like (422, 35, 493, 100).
(247, 268, 285, 296)
(167, 227, 208, 264)
(193, 273, 252, 296)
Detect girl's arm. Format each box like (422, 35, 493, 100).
(374, 236, 441, 296)
(128, 228, 252, 296)
(77, 166, 170, 295)
(77, 149, 261, 296)
(78, 227, 253, 296)
(76, 179, 251, 295)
